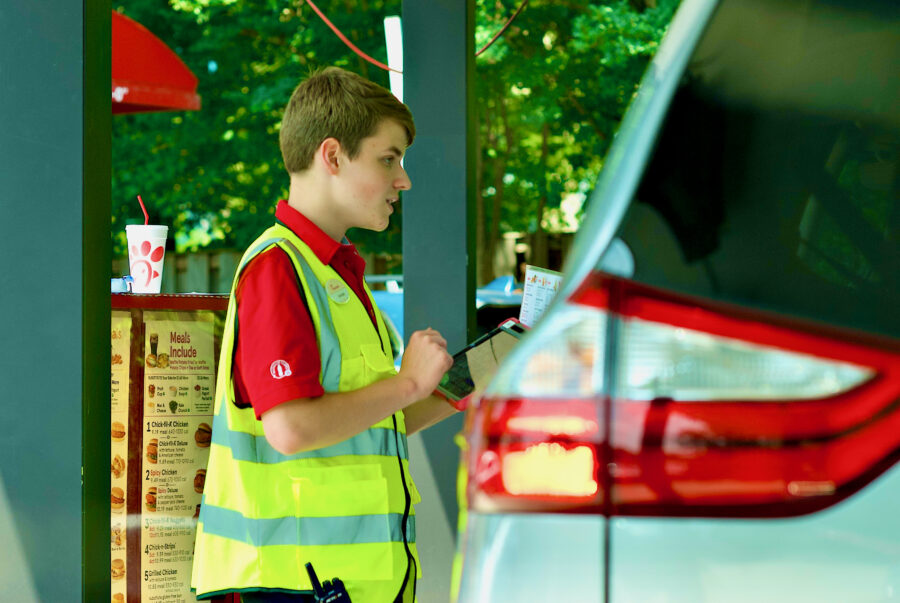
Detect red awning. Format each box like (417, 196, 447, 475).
(112, 11, 201, 114)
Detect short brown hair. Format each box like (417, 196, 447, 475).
(279, 67, 415, 174)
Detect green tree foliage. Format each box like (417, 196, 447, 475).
(474, 0, 678, 281)
(112, 0, 402, 256)
(112, 0, 678, 277)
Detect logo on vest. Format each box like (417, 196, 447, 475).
(325, 278, 350, 304)
(270, 360, 292, 379)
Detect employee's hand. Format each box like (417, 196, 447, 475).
(399, 328, 453, 402)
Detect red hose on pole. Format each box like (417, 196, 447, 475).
(304, 0, 401, 73)
(304, 0, 530, 73)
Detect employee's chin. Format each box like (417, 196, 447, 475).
(358, 215, 391, 233)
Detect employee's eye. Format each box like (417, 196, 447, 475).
(382, 157, 395, 166)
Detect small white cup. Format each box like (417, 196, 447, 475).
(126, 225, 168, 294)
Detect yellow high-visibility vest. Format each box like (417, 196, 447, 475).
(191, 223, 421, 602)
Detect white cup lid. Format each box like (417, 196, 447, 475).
(126, 224, 168, 237)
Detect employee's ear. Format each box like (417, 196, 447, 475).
(318, 137, 341, 175)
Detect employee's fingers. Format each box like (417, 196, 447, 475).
(429, 333, 448, 348)
(413, 328, 447, 348)
(399, 331, 453, 397)
(411, 331, 450, 360)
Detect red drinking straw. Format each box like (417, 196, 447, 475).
(137, 195, 149, 225)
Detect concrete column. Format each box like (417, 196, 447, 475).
(0, 0, 110, 599)
(402, 0, 476, 598)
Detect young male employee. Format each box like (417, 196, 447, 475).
(191, 67, 457, 603)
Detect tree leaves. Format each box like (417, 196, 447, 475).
(113, 0, 400, 254)
(472, 0, 677, 279)
(112, 0, 676, 269)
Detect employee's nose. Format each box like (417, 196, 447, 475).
(395, 167, 411, 191)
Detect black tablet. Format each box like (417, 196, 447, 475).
(435, 318, 527, 402)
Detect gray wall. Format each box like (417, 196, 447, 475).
(0, 0, 110, 599)
(402, 0, 476, 599)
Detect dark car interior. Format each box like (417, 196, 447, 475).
(621, 0, 899, 339)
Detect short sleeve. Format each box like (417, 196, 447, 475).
(233, 247, 325, 418)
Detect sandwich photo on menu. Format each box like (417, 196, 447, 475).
(146, 438, 158, 464)
(111, 487, 125, 513)
(195, 423, 212, 447)
(145, 487, 157, 512)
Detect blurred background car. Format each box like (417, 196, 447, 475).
(453, 0, 900, 601)
(367, 274, 524, 367)
(366, 274, 406, 366)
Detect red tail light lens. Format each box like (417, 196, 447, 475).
(606, 281, 900, 517)
(465, 274, 900, 517)
(466, 398, 604, 513)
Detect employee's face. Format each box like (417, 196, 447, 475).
(336, 119, 411, 232)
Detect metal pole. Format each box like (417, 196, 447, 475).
(0, 0, 110, 599)
(401, 0, 476, 597)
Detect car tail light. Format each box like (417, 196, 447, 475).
(466, 397, 604, 512)
(465, 305, 606, 513)
(465, 274, 900, 517)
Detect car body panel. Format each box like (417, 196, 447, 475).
(611, 463, 900, 603)
(474, 275, 523, 309)
(454, 0, 899, 600)
(457, 513, 605, 603)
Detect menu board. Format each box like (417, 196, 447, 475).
(140, 311, 215, 602)
(519, 265, 564, 327)
(110, 311, 131, 603)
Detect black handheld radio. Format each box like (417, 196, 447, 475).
(305, 562, 352, 603)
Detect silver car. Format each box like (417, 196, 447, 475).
(454, 0, 900, 600)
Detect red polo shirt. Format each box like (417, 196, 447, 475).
(233, 201, 376, 418)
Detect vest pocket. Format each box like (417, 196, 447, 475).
(339, 344, 396, 394)
(290, 464, 390, 517)
(291, 470, 397, 579)
(360, 343, 397, 381)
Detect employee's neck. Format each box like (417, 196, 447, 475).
(286, 172, 346, 243)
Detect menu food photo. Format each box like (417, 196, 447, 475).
(110, 311, 132, 603)
(110, 305, 219, 602)
(141, 311, 215, 602)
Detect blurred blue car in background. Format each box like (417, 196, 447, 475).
(367, 274, 523, 366)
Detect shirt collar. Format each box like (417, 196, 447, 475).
(275, 200, 354, 265)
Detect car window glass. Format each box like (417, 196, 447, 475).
(618, 0, 899, 338)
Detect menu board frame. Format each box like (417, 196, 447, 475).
(111, 294, 228, 603)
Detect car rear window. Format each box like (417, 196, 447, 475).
(616, 0, 899, 339)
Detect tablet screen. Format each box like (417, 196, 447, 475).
(436, 349, 476, 402)
(436, 320, 525, 401)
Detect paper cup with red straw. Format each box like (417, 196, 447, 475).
(137, 194, 149, 225)
(125, 195, 168, 293)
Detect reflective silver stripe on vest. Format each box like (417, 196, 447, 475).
(243, 236, 285, 268)
(221, 232, 408, 462)
(276, 237, 342, 393)
(200, 502, 417, 546)
(213, 419, 406, 464)
(237, 233, 343, 394)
